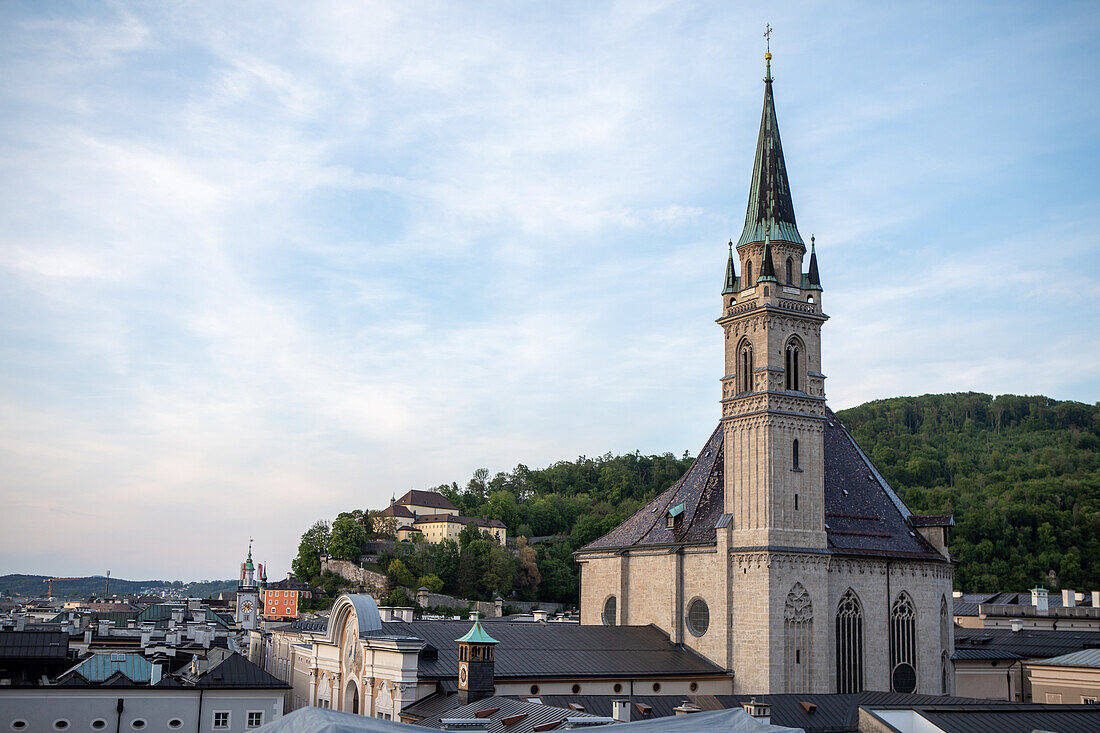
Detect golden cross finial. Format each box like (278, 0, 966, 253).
(764, 24, 773, 54)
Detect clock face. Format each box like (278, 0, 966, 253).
(242, 601, 253, 612)
(458, 662, 468, 687)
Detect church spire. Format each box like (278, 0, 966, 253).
(757, 228, 778, 283)
(723, 240, 738, 294)
(736, 49, 803, 248)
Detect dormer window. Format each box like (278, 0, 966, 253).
(666, 502, 685, 529)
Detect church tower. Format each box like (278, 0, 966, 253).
(235, 541, 260, 631)
(719, 49, 827, 550)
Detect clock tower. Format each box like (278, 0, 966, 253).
(235, 541, 261, 631)
(455, 619, 498, 705)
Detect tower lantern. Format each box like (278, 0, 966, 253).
(455, 619, 498, 705)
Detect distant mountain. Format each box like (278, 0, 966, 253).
(837, 393, 1099, 592)
(0, 574, 237, 599)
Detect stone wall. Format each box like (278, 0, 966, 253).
(414, 590, 501, 618)
(320, 559, 387, 594)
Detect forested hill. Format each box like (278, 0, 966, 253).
(836, 393, 1099, 592)
(0, 574, 236, 599)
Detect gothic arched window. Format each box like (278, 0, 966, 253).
(785, 583, 813, 693)
(739, 341, 754, 393)
(785, 339, 802, 391)
(792, 439, 800, 470)
(746, 260, 753, 284)
(786, 257, 793, 285)
(940, 596, 952, 694)
(891, 592, 918, 693)
(836, 589, 864, 694)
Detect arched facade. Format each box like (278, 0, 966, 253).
(784, 583, 813, 693)
(738, 339, 754, 393)
(836, 589, 864, 694)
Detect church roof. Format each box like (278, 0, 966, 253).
(578, 409, 947, 561)
(736, 58, 803, 248)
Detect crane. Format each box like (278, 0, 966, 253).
(43, 577, 80, 599)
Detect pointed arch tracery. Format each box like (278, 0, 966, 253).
(940, 595, 952, 694)
(738, 339, 754, 394)
(785, 583, 813, 692)
(785, 336, 804, 391)
(891, 591, 918, 693)
(786, 257, 794, 285)
(836, 588, 864, 694)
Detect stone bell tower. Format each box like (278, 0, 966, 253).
(718, 49, 827, 551)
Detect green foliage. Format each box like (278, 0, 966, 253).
(385, 587, 413, 607)
(0, 575, 236, 600)
(329, 513, 368, 561)
(418, 574, 445, 593)
(838, 393, 1100, 591)
(292, 520, 331, 582)
(386, 559, 416, 589)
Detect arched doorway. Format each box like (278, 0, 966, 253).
(343, 679, 360, 714)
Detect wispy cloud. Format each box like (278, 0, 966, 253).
(1, 1, 1097, 579)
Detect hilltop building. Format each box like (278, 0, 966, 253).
(574, 52, 955, 695)
(375, 490, 507, 545)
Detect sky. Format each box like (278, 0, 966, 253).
(1, 1, 1098, 582)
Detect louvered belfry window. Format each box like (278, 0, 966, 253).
(891, 592, 918, 693)
(835, 588, 864, 694)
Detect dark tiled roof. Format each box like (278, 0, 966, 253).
(896, 706, 1100, 733)
(195, 651, 290, 689)
(413, 514, 507, 529)
(375, 620, 724, 680)
(265, 576, 316, 592)
(412, 696, 602, 733)
(380, 504, 416, 519)
(397, 490, 459, 512)
(910, 515, 954, 527)
(953, 627, 1100, 661)
(288, 617, 329, 633)
(0, 631, 69, 660)
(581, 411, 945, 561)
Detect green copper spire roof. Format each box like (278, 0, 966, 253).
(245, 540, 255, 571)
(455, 618, 499, 645)
(757, 229, 778, 283)
(736, 53, 804, 248)
(807, 235, 822, 290)
(722, 241, 738, 294)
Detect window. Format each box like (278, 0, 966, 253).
(11, 723, 27, 731)
(690, 682, 698, 692)
(92, 722, 108, 731)
(891, 592, 918, 693)
(530, 685, 540, 694)
(602, 596, 617, 626)
(572, 684, 581, 693)
(836, 588, 864, 694)
(613, 683, 622, 693)
(792, 439, 800, 470)
(785, 339, 802, 391)
(746, 260, 753, 284)
(1046, 693, 1062, 703)
(785, 583, 813, 693)
(686, 598, 710, 637)
(130, 723, 145, 731)
(940, 596, 952, 695)
(786, 257, 793, 284)
(213, 712, 230, 730)
(739, 340, 754, 393)
(794, 493, 799, 510)
(168, 720, 183, 730)
(247, 711, 264, 729)
(652, 683, 661, 692)
(53, 722, 69, 731)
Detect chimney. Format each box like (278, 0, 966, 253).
(397, 607, 414, 623)
(952, 590, 963, 599)
(674, 703, 701, 715)
(1063, 589, 1076, 608)
(149, 655, 165, 686)
(532, 609, 548, 623)
(1093, 591, 1100, 608)
(1011, 619, 1022, 632)
(741, 699, 771, 726)
(1031, 588, 1048, 613)
(469, 610, 479, 621)
(611, 700, 631, 723)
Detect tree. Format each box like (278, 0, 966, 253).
(292, 520, 331, 582)
(387, 559, 416, 589)
(329, 514, 368, 561)
(418, 574, 445, 593)
(514, 537, 541, 600)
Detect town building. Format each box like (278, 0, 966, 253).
(573, 51, 954, 696)
(263, 574, 319, 621)
(1026, 648, 1100, 704)
(262, 594, 733, 719)
(951, 587, 1100, 631)
(952, 626, 1100, 701)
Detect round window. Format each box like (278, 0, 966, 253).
(892, 663, 917, 694)
(572, 684, 581, 693)
(53, 722, 70, 731)
(92, 723, 107, 731)
(168, 721, 184, 730)
(686, 598, 710, 636)
(130, 721, 146, 731)
(690, 682, 698, 692)
(652, 682, 661, 693)
(530, 685, 539, 695)
(602, 596, 617, 626)
(12, 723, 28, 732)
(613, 683, 622, 693)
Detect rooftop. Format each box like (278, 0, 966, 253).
(397, 490, 459, 512)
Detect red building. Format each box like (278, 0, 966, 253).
(262, 574, 317, 621)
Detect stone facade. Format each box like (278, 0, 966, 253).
(576, 54, 954, 696)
